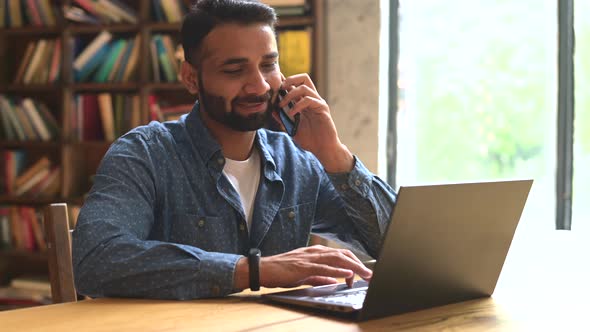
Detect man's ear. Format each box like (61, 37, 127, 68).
(180, 61, 199, 95)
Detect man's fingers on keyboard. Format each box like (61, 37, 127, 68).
(303, 276, 340, 286)
(309, 263, 353, 279)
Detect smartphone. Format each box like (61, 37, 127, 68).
(276, 89, 300, 136)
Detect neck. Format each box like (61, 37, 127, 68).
(200, 110, 256, 161)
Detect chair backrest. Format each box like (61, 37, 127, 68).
(44, 203, 77, 303)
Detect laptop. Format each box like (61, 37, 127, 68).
(263, 179, 533, 321)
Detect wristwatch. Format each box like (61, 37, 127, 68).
(248, 248, 261, 291)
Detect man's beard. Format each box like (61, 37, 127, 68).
(197, 71, 274, 132)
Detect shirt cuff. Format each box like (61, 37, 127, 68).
(327, 156, 372, 197)
(190, 250, 243, 297)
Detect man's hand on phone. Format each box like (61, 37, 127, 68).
(276, 73, 354, 174)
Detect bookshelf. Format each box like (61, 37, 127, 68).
(0, 0, 324, 300)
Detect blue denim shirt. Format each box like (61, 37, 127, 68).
(72, 105, 396, 300)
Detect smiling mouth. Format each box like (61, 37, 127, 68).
(236, 101, 268, 113)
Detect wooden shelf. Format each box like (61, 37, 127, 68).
(0, 250, 47, 260)
(0, 84, 62, 93)
(0, 196, 63, 205)
(68, 24, 141, 34)
(0, 141, 61, 149)
(145, 82, 185, 91)
(277, 16, 315, 27)
(69, 141, 113, 148)
(70, 83, 140, 92)
(0, 26, 61, 35)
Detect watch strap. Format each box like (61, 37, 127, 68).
(248, 248, 261, 291)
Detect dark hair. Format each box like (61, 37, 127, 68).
(181, 0, 277, 65)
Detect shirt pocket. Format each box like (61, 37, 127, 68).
(267, 201, 315, 253)
(170, 213, 227, 251)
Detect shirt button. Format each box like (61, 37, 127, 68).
(198, 219, 206, 227)
(354, 179, 362, 186)
(217, 158, 225, 165)
(288, 211, 296, 220)
(239, 224, 246, 231)
(340, 183, 349, 191)
(211, 285, 220, 296)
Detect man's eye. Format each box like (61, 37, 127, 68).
(262, 62, 277, 70)
(222, 69, 242, 75)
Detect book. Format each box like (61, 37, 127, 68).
(9, 275, 51, 294)
(97, 93, 115, 141)
(160, 0, 182, 23)
(274, 6, 306, 16)
(23, 39, 48, 84)
(152, 0, 165, 21)
(35, 102, 60, 139)
(0, 0, 5, 28)
(14, 41, 36, 84)
(3, 150, 27, 195)
(19, 208, 36, 250)
(114, 37, 135, 82)
(9, 207, 23, 249)
(13, 104, 38, 140)
(97, 0, 138, 24)
(63, 5, 101, 24)
(161, 35, 179, 77)
(15, 167, 50, 196)
(15, 157, 51, 189)
(154, 35, 176, 82)
(76, 42, 112, 82)
(48, 38, 62, 83)
(0, 96, 17, 140)
(121, 34, 141, 82)
(150, 38, 161, 82)
(8, 0, 23, 27)
(0, 97, 26, 141)
(26, 207, 47, 251)
(0, 208, 12, 249)
(94, 38, 126, 83)
(108, 39, 131, 82)
(37, 0, 57, 26)
(81, 94, 103, 141)
(278, 29, 311, 77)
(73, 30, 113, 72)
(34, 39, 54, 84)
(130, 95, 141, 129)
(22, 98, 52, 141)
(31, 165, 60, 198)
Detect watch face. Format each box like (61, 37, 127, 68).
(249, 248, 261, 257)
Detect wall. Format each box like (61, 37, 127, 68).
(324, 0, 382, 173)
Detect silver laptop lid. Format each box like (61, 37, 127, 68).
(360, 179, 532, 320)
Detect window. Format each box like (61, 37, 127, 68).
(393, 0, 559, 231)
(573, 0, 590, 232)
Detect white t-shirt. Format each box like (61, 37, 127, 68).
(222, 148, 261, 231)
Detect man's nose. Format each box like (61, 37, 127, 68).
(244, 70, 271, 95)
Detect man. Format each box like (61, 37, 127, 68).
(72, 0, 396, 299)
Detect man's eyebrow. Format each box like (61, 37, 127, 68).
(220, 52, 279, 66)
(263, 52, 279, 59)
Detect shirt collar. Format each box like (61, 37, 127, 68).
(184, 102, 278, 175)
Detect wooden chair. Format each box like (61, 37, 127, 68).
(44, 203, 77, 303)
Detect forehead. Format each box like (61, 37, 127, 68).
(202, 23, 277, 63)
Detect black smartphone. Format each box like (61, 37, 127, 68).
(276, 89, 300, 136)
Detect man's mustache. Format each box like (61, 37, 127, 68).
(233, 90, 273, 104)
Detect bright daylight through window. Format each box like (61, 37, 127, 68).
(394, 0, 564, 232)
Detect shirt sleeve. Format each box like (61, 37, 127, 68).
(72, 133, 243, 300)
(312, 156, 397, 258)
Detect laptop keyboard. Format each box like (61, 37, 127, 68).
(313, 289, 367, 306)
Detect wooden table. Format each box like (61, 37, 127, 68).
(1, 230, 588, 331)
